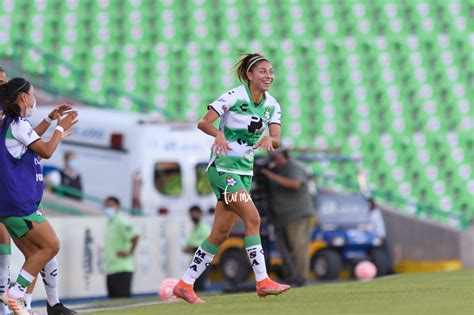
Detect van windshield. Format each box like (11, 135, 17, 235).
(154, 162, 182, 196)
(196, 163, 212, 195)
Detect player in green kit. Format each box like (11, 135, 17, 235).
(173, 53, 290, 303)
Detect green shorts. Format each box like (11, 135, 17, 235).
(0, 212, 47, 239)
(208, 165, 252, 201)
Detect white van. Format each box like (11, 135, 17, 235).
(31, 106, 216, 216)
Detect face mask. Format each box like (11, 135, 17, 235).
(191, 217, 200, 225)
(68, 160, 79, 171)
(25, 97, 36, 117)
(105, 207, 116, 219)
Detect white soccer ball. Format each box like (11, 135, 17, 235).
(355, 260, 377, 281)
(158, 278, 179, 302)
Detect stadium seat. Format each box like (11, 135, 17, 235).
(1, 0, 472, 228)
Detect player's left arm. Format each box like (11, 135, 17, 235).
(34, 104, 72, 136)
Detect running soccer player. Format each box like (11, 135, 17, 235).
(0, 78, 77, 315)
(173, 53, 290, 303)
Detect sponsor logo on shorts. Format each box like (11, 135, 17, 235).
(223, 176, 251, 204)
(226, 176, 237, 186)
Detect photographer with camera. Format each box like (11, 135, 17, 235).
(260, 149, 316, 286)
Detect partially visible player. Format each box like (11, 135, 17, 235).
(0, 73, 76, 315)
(173, 53, 290, 304)
(0, 78, 77, 315)
(0, 66, 10, 315)
(0, 68, 6, 86)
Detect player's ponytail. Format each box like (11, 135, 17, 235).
(233, 53, 268, 84)
(0, 77, 30, 128)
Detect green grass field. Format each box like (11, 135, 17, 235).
(84, 269, 474, 315)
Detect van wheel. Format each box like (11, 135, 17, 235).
(311, 249, 342, 280)
(220, 249, 251, 285)
(370, 248, 391, 276)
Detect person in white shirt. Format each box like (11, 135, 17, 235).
(368, 198, 386, 240)
(367, 198, 393, 274)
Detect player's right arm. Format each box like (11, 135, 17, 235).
(197, 109, 231, 157)
(197, 91, 236, 156)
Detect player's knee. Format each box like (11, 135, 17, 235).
(45, 238, 60, 257)
(245, 213, 261, 230)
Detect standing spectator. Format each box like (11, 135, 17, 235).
(182, 206, 211, 291)
(59, 151, 83, 200)
(261, 149, 316, 286)
(367, 197, 392, 274)
(104, 196, 139, 298)
(367, 198, 386, 241)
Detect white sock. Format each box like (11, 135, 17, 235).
(24, 293, 32, 310)
(9, 269, 34, 299)
(41, 257, 60, 306)
(0, 255, 10, 296)
(245, 243, 268, 282)
(0, 255, 10, 315)
(182, 247, 215, 285)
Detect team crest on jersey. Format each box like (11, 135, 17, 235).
(226, 176, 237, 186)
(264, 108, 271, 120)
(222, 105, 228, 112)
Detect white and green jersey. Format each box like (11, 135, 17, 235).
(207, 85, 281, 176)
(2, 116, 40, 159)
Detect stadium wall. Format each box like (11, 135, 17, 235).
(460, 226, 474, 268)
(10, 217, 192, 300)
(381, 205, 468, 271)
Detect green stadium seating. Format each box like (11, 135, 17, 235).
(1, 0, 472, 228)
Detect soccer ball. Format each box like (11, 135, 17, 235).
(354, 261, 377, 281)
(158, 278, 179, 302)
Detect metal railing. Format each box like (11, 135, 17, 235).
(10, 40, 175, 118)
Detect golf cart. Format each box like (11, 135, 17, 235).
(311, 193, 391, 279)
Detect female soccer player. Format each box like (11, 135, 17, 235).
(0, 78, 77, 315)
(173, 53, 290, 303)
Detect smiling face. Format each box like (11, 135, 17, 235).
(247, 60, 274, 92)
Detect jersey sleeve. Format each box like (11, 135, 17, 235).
(11, 119, 40, 147)
(207, 89, 237, 116)
(122, 219, 138, 241)
(268, 102, 281, 125)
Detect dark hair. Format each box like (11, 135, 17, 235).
(65, 151, 76, 162)
(233, 52, 269, 84)
(189, 205, 202, 214)
(271, 148, 289, 160)
(105, 196, 121, 207)
(0, 77, 31, 124)
(0, 67, 5, 73)
(367, 198, 376, 209)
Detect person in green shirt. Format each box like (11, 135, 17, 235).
(182, 206, 211, 291)
(104, 196, 139, 298)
